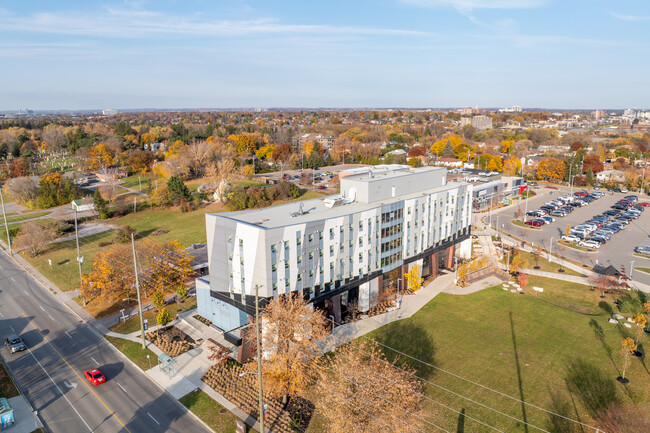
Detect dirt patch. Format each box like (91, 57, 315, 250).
(151, 229, 169, 236)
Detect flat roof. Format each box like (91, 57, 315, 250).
(211, 180, 465, 229)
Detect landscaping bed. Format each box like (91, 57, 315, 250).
(202, 363, 314, 433)
(146, 326, 194, 357)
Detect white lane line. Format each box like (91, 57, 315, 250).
(65, 331, 73, 339)
(0, 265, 3, 270)
(25, 345, 93, 432)
(0, 312, 3, 318)
(147, 413, 160, 425)
(23, 290, 28, 296)
(91, 356, 99, 365)
(116, 382, 127, 393)
(10, 277, 15, 282)
(9, 325, 14, 332)
(48, 314, 54, 321)
(39, 305, 45, 311)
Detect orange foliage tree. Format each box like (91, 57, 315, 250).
(536, 158, 566, 181)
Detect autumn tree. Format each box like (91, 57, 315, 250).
(632, 314, 646, 347)
(503, 155, 522, 176)
(582, 155, 604, 173)
(88, 143, 114, 169)
(404, 264, 424, 293)
(14, 221, 59, 257)
(3, 176, 38, 205)
(517, 272, 529, 289)
(157, 308, 173, 326)
(9, 158, 30, 178)
(315, 340, 425, 433)
(536, 158, 566, 181)
(151, 290, 165, 309)
(501, 139, 515, 153)
(510, 253, 529, 274)
(595, 144, 606, 162)
(256, 294, 329, 404)
(619, 338, 636, 382)
(271, 143, 292, 162)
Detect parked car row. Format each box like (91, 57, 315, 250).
(562, 195, 646, 249)
(525, 191, 603, 227)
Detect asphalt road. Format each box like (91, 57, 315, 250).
(488, 187, 650, 286)
(0, 251, 210, 433)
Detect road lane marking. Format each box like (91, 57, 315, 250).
(91, 356, 99, 365)
(23, 290, 28, 296)
(0, 312, 3, 318)
(48, 314, 54, 321)
(65, 331, 73, 339)
(22, 313, 132, 433)
(24, 344, 92, 432)
(117, 382, 127, 393)
(39, 305, 45, 311)
(9, 325, 14, 332)
(147, 413, 160, 425)
(10, 277, 15, 282)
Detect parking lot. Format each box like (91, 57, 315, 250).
(490, 187, 650, 287)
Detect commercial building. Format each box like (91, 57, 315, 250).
(196, 166, 472, 332)
(460, 115, 493, 130)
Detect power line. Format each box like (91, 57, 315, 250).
(297, 359, 453, 433)
(327, 344, 505, 433)
(328, 314, 602, 433)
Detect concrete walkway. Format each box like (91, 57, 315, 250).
(5, 396, 43, 433)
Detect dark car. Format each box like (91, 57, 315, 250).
(5, 334, 26, 353)
(624, 195, 638, 202)
(612, 204, 629, 210)
(590, 235, 608, 244)
(560, 206, 574, 213)
(603, 209, 621, 216)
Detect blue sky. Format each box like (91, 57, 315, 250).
(0, 0, 648, 110)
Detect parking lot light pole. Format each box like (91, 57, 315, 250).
(630, 260, 635, 279)
(549, 237, 554, 261)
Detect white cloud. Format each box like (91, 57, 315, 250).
(0, 8, 432, 38)
(401, 0, 546, 12)
(609, 12, 650, 22)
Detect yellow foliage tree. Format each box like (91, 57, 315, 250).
(510, 253, 529, 274)
(165, 140, 188, 159)
(405, 264, 424, 292)
(302, 140, 315, 156)
(501, 140, 515, 153)
(255, 144, 274, 160)
(536, 158, 566, 181)
(503, 156, 522, 176)
(620, 337, 637, 380)
(88, 143, 114, 169)
(140, 132, 154, 145)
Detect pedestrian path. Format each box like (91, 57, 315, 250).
(5, 396, 42, 433)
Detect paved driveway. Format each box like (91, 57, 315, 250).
(490, 187, 650, 286)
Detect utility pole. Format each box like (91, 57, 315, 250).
(549, 237, 554, 261)
(641, 168, 645, 193)
(138, 175, 142, 191)
(133, 196, 137, 213)
(0, 188, 11, 255)
(131, 233, 146, 349)
(255, 284, 265, 433)
(74, 209, 84, 304)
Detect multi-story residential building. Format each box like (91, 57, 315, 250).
(460, 115, 493, 130)
(196, 165, 472, 332)
(291, 133, 335, 153)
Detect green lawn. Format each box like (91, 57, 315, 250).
(109, 298, 197, 334)
(179, 390, 250, 433)
(121, 174, 153, 190)
(6, 210, 50, 224)
(363, 283, 650, 432)
(508, 250, 584, 277)
(0, 361, 19, 398)
(105, 336, 157, 370)
(634, 267, 650, 274)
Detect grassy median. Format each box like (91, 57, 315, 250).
(179, 389, 250, 433)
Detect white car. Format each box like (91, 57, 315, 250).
(578, 240, 601, 249)
(561, 235, 581, 242)
(621, 188, 629, 193)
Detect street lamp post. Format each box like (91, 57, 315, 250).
(630, 260, 635, 279)
(549, 237, 554, 261)
(130, 233, 146, 349)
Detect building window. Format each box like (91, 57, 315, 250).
(308, 233, 314, 243)
(330, 228, 334, 240)
(239, 239, 243, 247)
(330, 245, 334, 256)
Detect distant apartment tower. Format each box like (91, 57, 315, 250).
(498, 105, 522, 113)
(292, 133, 335, 152)
(460, 115, 493, 130)
(195, 165, 472, 331)
(593, 110, 606, 120)
(102, 109, 118, 116)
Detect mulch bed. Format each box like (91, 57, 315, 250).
(202, 364, 314, 433)
(146, 326, 193, 357)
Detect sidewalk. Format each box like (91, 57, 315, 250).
(6, 396, 42, 433)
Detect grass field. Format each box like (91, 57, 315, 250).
(634, 267, 650, 274)
(179, 390, 250, 433)
(6, 210, 50, 224)
(0, 361, 19, 398)
(105, 336, 157, 370)
(358, 281, 650, 433)
(507, 250, 584, 277)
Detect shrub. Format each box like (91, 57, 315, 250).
(157, 308, 173, 326)
(176, 285, 188, 300)
(151, 290, 165, 308)
(116, 226, 136, 243)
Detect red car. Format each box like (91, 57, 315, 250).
(639, 202, 650, 207)
(574, 191, 587, 196)
(84, 368, 105, 386)
(525, 220, 542, 227)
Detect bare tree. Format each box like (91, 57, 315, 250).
(315, 340, 425, 433)
(14, 221, 58, 257)
(3, 176, 38, 204)
(188, 140, 213, 176)
(255, 294, 329, 404)
(42, 125, 66, 151)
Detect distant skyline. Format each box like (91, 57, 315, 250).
(1, 0, 649, 110)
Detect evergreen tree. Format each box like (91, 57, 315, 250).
(0, 143, 8, 159)
(167, 176, 191, 203)
(586, 168, 595, 186)
(93, 189, 109, 219)
(442, 139, 455, 158)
